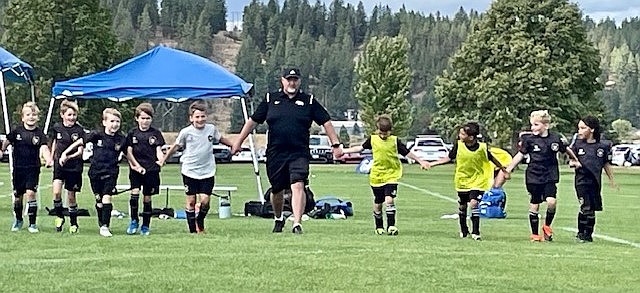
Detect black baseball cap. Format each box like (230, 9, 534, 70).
(282, 68, 301, 79)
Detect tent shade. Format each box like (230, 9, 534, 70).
(52, 46, 252, 101)
(0, 46, 34, 83)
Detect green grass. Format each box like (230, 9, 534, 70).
(1, 162, 639, 292)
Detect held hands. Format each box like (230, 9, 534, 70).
(332, 146, 343, 159)
(418, 161, 431, 170)
(230, 142, 242, 155)
(135, 166, 146, 175)
(59, 153, 67, 166)
(568, 160, 582, 168)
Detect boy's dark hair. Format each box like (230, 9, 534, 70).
(189, 100, 207, 115)
(581, 116, 601, 142)
(135, 102, 154, 118)
(376, 114, 393, 132)
(462, 122, 480, 138)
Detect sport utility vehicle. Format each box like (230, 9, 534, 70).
(408, 135, 449, 162)
(309, 135, 333, 163)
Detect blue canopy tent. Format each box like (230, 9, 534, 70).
(50, 46, 265, 201)
(0, 46, 36, 188)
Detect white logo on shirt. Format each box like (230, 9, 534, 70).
(57, 133, 63, 139)
(597, 149, 605, 157)
(16, 134, 22, 141)
(533, 145, 541, 152)
(32, 136, 40, 145)
(577, 148, 585, 155)
(295, 100, 305, 106)
(274, 101, 281, 105)
(132, 136, 138, 144)
(551, 143, 559, 152)
(97, 140, 103, 147)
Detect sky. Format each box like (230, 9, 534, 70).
(225, 0, 639, 28)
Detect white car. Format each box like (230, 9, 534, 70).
(408, 135, 450, 163)
(231, 147, 264, 162)
(611, 144, 638, 166)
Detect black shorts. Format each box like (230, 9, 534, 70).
(458, 190, 484, 203)
(266, 156, 309, 194)
(371, 184, 398, 204)
(13, 167, 40, 196)
(129, 170, 161, 196)
(526, 183, 557, 204)
(90, 173, 118, 196)
(53, 167, 83, 192)
(182, 175, 214, 196)
(576, 184, 602, 212)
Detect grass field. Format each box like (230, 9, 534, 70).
(0, 162, 639, 292)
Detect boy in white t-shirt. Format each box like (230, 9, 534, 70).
(161, 101, 233, 233)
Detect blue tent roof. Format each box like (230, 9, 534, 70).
(0, 46, 34, 83)
(52, 46, 253, 101)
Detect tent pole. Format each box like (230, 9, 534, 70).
(240, 96, 264, 202)
(30, 83, 35, 102)
(43, 97, 56, 135)
(0, 73, 16, 209)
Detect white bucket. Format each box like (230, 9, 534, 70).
(219, 196, 231, 219)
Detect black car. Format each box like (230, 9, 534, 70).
(213, 145, 232, 163)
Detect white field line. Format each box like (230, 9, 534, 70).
(398, 182, 640, 249)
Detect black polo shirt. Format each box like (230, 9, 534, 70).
(570, 139, 611, 187)
(87, 130, 126, 177)
(519, 132, 566, 184)
(7, 125, 48, 170)
(251, 90, 331, 158)
(52, 122, 85, 172)
(126, 127, 165, 172)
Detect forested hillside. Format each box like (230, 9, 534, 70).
(1, 0, 640, 137)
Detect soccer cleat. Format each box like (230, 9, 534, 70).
(11, 220, 23, 232)
(460, 231, 469, 238)
(272, 219, 285, 233)
(99, 226, 113, 237)
(375, 228, 385, 235)
(542, 225, 553, 241)
(387, 226, 399, 236)
(581, 235, 593, 243)
(140, 226, 150, 236)
(27, 224, 39, 233)
(530, 234, 544, 242)
(55, 217, 65, 232)
(69, 225, 79, 234)
(126, 219, 139, 235)
(292, 224, 303, 234)
(471, 234, 482, 241)
(196, 223, 205, 234)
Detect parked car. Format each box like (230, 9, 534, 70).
(611, 144, 638, 166)
(231, 146, 264, 162)
(309, 134, 333, 163)
(213, 145, 233, 163)
(338, 149, 372, 164)
(160, 144, 182, 164)
(408, 135, 449, 163)
(623, 145, 640, 166)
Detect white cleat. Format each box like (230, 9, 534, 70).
(99, 226, 113, 237)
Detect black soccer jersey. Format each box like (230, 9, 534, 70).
(52, 122, 86, 172)
(87, 130, 126, 177)
(519, 132, 567, 184)
(570, 139, 611, 187)
(251, 90, 331, 158)
(126, 127, 165, 172)
(7, 125, 48, 170)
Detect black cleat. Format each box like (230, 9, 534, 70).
(272, 220, 285, 233)
(292, 224, 303, 234)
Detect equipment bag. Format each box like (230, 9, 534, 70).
(479, 187, 507, 218)
(308, 196, 354, 219)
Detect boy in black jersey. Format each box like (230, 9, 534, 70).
(52, 100, 86, 233)
(125, 103, 165, 236)
(2, 102, 52, 233)
(67, 108, 126, 237)
(569, 116, 616, 242)
(505, 110, 580, 242)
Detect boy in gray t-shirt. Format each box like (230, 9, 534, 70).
(161, 101, 233, 233)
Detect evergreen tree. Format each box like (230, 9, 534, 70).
(354, 35, 412, 137)
(339, 125, 350, 147)
(133, 4, 154, 54)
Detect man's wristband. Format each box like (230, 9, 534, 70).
(331, 143, 341, 148)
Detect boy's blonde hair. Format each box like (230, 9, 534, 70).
(189, 100, 207, 115)
(21, 101, 40, 116)
(59, 99, 79, 115)
(135, 102, 154, 118)
(376, 114, 393, 132)
(530, 110, 551, 124)
(103, 108, 122, 120)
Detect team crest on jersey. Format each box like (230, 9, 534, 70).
(114, 143, 122, 151)
(149, 136, 157, 145)
(533, 145, 541, 152)
(132, 136, 138, 144)
(57, 133, 63, 139)
(551, 143, 559, 152)
(274, 101, 281, 105)
(295, 100, 305, 106)
(32, 136, 40, 145)
(71, 133, 79, 141)
(577, 148, 586, 155)
(97, 140, 103, 147)
(16, 134, 22, 141)
(597, 148, 605, 157)
(208, 135, 214, 142)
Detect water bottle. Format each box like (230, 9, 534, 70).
(218, 196, 231, 219)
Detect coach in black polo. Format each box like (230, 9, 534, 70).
(232, 67, 342, 234)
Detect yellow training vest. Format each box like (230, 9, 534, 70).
(369, 135, 402, 187)
(454, 140, 492, 191)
